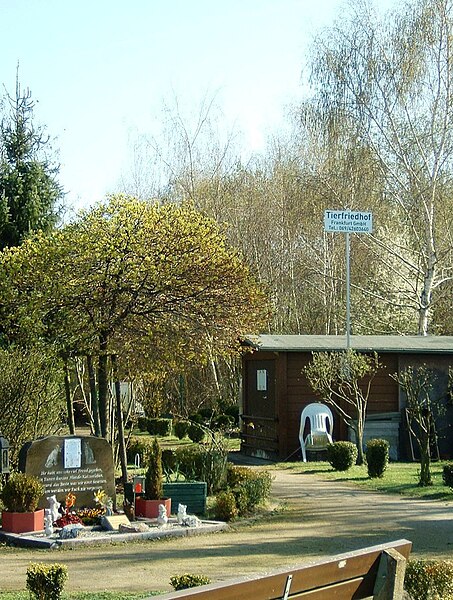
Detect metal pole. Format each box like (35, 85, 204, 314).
(346, 231, 351, 350)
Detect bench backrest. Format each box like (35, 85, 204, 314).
(153, 539, 412, 600)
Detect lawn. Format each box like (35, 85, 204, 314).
(275, 459, 453, 501)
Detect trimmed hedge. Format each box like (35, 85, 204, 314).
(326, 441, 358, 471)
(188, 422, 205, 443)
(26, 563, 68, 600)
(174, 420, 190, 440)
(366, 438, 389, 478)
(137, 416, 150, 432)
(442, 463, 453, 489)
(147, 417, 173, 437)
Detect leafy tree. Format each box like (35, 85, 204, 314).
(393, 365, 445, 486)
(304, 350, 381, 465)
(0, 195, 268, 444)
(0, 345, 65, 466)
(304, 0, 453, 335)
(0, 72, 63, 249)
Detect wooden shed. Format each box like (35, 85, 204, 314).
(240, 335, 453, 461)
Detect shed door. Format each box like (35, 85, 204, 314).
(241, 359, 278, 459)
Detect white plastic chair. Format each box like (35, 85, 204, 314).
(299, 403, 334, 462)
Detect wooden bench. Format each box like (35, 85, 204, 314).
(154, 539, 412, 600)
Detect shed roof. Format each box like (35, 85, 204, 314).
(242, 334, 453, 354)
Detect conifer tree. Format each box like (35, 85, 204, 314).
(0, 71, 63, 249)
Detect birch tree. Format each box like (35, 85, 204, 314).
(306, 0, 453, 334)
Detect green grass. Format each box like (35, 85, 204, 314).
(275, 460, 453, 501)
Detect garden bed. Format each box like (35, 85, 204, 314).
(0, 516, 227, 549)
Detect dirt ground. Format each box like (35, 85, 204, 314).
(1, 465, 452, 595)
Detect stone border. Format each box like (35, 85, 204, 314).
(0, 518, 227, 549)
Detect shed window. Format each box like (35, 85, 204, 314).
(257, 369, 267, 391)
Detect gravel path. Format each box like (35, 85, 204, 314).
(0, 466, 452, 594)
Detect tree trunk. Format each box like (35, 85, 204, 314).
(98, 334, 109, 438)
(419, 427, 432, 486)
(87, 355, 101, 437)
(354, 421, 365, 466)
(417, 241, 436, 336)
(64, 358, 76, 435)
(112, 354, 128, 488)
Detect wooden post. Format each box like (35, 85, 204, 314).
(373, 548, 407, 600)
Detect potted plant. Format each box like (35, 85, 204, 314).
(135, 438, 171, 519)
(1, 472, 45, 533)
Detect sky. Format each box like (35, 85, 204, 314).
(0, 0, 401, 213)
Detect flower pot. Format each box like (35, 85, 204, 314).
(163, 481, 207, 515)
(1, 509, 45, 534)
(135, 497, 171, 519)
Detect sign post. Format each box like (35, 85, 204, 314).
(324, 210, 373, 349)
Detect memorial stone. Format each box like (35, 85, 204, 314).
(19, 435, 116, 509)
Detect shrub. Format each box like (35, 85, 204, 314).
(170, 573, 211, 590)
(442, 463, 453, 489)
(227, 465, 273, 514)
(188, 422, 205, 443)
(161, 448, 177, 475)
(224, 404, 239, 426)
(326, 441, 358, 471)
(215, 414, 235, 431)
(174, 420, 190, 440)
(26, 563, 68, 600)
(366, 438, 389, 478)
(226, 464, 251, 488)
(147, 417, 172, 437)
(188, 412, 203, 424)
(145, 438, 163, 500)
(405, 559, 453, 600)
(174, 439, 228, 494)
(1, 472, 44, 512)
(213, 491, 238, 521)
(136, 416, 149, 432)
(198, 407, 215, 421)
(126, 437, 152, 464)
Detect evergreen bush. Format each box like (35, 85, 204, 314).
(213, 491, 238, 521)
(170, 573, 211, 590)
(174, 441, 227, 493)
(1, 472, 44, 513)
(224, 404, 240, 426)
(136, 416, 149, 432)
(366, 438, 390, 478)
(26, 563, 68, 600)
(442, 463, 453, 489)
(145, 438, 163, 500)
(326, 441, 358, 471)
(227, 465, 273, 514)
(405, 559, 453, 599)
(188, 422, 205, 443)
(174, 420, 190, 440)
(126, 437, 152, 464)
(161, 448, 177, 476)
(147, 417, 172, 437)
(215, 414, 235, 431)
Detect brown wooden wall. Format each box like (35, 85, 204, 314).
(242, 349, 453, 460)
